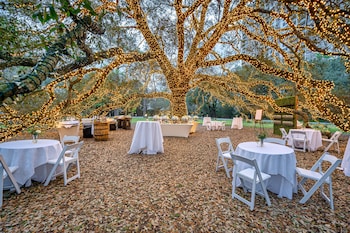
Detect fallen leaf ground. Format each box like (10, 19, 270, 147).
(1, 125, 349, 232)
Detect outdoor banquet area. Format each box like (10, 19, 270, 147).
(2, 1, 350, 232)
(0, 119, 349, 232)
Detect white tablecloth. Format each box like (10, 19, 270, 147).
(202, 117, 211, 127)
(161, 123, 193, 137)
(0, 139, 62, 186)
(207, 121, 224, 130)
(287, 128, 323, 152)
(341, 137, 350, 176)
(231, 117, 243, 129)
(235, 142, 297, 199)
(128, 121, 164, 155)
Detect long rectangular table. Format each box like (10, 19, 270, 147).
(160, 123, 193, 137)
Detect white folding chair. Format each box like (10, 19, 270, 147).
(61, 135, 80, 157)
(322, 131, 341, 154)
(215, 137, 235, 178)
(220, 122, 226, 131)
(264, 137, 285, 145)
(279, 128, 289, 143)
(291, 131, 309, 152)
(206, 124, 212, 131)
(1, 155, 21, 208)
(296, 152, 342, 210)
(202, 117, 211, 127)
(44, 141, 84, 186)
(230, 153, 271, 211)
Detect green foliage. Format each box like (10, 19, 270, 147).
(308, 56, 350, 102)
(32, 0, 96, 24)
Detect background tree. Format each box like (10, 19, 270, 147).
(1, 0, 350, 141)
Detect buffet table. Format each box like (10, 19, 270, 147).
(128, 121, 164, 155)
(160, 123, 193, 137)
(235, 141, 297, 199)
(0, 139, 62, 186)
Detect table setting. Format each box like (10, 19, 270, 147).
(234, 141, 297, 199)
(128, 121, 164, 155)
(0, 139, 62, 187)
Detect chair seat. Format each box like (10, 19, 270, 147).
(238, 168, 271, 182)
(47, 156, 77, 165)
(222, 152, 232, 159)
(296, 167, 330, 183)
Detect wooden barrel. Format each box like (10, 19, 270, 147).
(94, 122, 109, 141)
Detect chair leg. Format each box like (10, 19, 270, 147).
(250, 179, 256, 211)
(320, 181, 334, 210)
(76, 160, 80, 179)
(336, 142, 340, 154)
(44, 162, 61, 186)
(63, 163, 68, 186)
(0, 167, 3, 208)
(222, 158, 231, 178)
(299, 180, 326, 205)
(260, 182, 271, 207)
(215, 154, 221, 172)
(65, 161, 80, 185)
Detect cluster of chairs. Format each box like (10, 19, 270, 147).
(280, 127, 342, 154)
(215, 135, 342, 211)
(1, 135, 83, 208)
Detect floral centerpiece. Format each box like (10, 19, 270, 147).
(257, 131, 266, 146)
(171, 115, 179, 123)
(27, 126, 41, 143)
(181, 115, 189, 123)
(153, 115, 160, 121)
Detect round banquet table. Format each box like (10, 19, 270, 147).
(0, 139, 62, 186)
(287, 128, 322, 152)
(231, 117, 243, 129)
(128, 121, 164, 155)
(235, 141, 297, 199)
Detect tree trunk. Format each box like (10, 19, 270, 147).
(171, 88, 188, 117)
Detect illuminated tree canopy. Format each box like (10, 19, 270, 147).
(1, 0, 350, 140)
